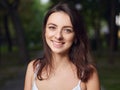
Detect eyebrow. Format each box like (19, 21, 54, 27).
(47, 23, 73, 28)
(63, 26, 73, 29)
(47, 23, 57, 26)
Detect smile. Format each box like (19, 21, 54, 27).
(52, 40, 65, 48)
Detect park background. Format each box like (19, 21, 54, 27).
(0, 0, 120, 90)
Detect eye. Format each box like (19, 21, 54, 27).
(48, 26, 56, 30)
(64, 28, 73, 33)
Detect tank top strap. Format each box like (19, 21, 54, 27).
(34, 64, 40, 79)
(32, 62, 40, 90)
(78, 80, 81, 85)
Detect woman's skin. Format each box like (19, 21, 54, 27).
(45, 11, 75, 55)
(24, 11, 100, 90)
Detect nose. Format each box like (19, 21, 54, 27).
(55, 30, 63, 40)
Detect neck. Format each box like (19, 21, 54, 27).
(52, 53, 71, 70)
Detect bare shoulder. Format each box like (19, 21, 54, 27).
(24, 60, 36, 90)
(86, 65, 101, 90)
(27, 60, 35, 72)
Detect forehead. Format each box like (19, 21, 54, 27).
(47, 11, 72, 26)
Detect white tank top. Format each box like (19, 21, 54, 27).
(32, 65, 81, 90)
(32, 76, 81, 90)
(32, 80, 81, 90)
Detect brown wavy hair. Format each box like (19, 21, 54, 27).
(33, 2, 94, 82)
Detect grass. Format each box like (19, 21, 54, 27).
(99, 65, 120, 90)
(0, 66, 24, 86)
(0, 47, 40, 86)
(0, 50, 120, 90)
(94, 52, 120, 90)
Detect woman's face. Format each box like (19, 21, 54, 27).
(45, 11, 75, 54)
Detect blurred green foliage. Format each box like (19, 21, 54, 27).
(0, 1, 120, 90)
(14, 0, 51, 50)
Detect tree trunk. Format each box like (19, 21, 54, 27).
(0, 0, 30, 64)
(94, 18, 101, 51)
(4, 14, 12, 52)
(0, 26, 2, 65)
(7, 0, 30, 63)
(108, 0, 118, 64)
(10, 9, 29, 63)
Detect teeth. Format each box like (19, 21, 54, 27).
(52, 41, 63, 48)
(53, 41, 62, 45)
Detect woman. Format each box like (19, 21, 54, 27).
(24, 2, 100, 90)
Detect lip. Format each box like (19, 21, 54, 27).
(52, 40, 65, 48)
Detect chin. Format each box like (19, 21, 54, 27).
(51, 48, 69, 55)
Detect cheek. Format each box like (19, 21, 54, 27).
(66, 35, 75, 43)
(45, 31, 50, 40)
(45, 31, 50, 43)
(45, 30, 54, 38)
